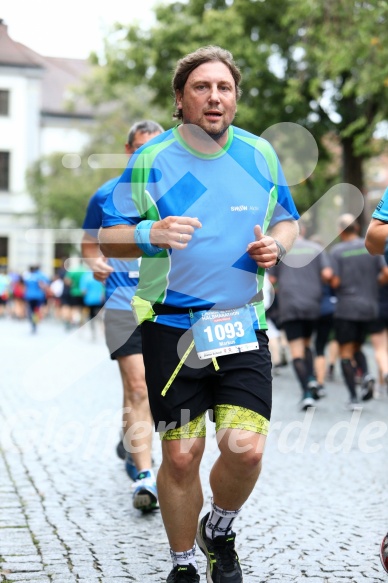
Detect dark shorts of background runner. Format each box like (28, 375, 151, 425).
(282, 319, 317, 342)
(68, 295, 85, 308)
(315, 313, 334, 356)
(104, 308, 142, 359)
(141, 321, 272, 432)
(334, 318, 370, 345)
(368, 318, 388, 335)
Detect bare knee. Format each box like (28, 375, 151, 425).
(218, 432, 265, 474)
(125, 381, 148, 406)
(229, 448, 263, 472)
(162, 440, 204, 483)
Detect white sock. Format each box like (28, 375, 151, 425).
(205, 498, 241, 540)
(170, 545, 197, 570)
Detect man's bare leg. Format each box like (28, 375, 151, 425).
(157, 437, 206, 551)
(211, 429, 266, 509)
(119, 353, 153, 471)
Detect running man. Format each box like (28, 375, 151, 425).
(81, 120, 164, 511)
(23, 265, 50, 333)
(365, 190, 388, 574)
(269, 221, 333, 410)
(100, 46, 299, 583)
(331, 214, 387, 409)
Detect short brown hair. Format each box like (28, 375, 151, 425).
(172, 45, 242, 120)
(338, 213, 359, 235)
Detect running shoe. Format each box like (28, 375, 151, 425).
(361, 374, 375, 401)
(380, 533, 388, 573)
(326, 364, 334, 382)
(125, 452, 138, 481)
(132, 470, 159, 512)
(307, 379, 319, 399)
(196, 513, 242, 583)
(347, 396, 362, 411)
(116, 437, 126, 460)
(166, 564, 200, 582)
(384, 373, 388, 395)
(315, 384, 327, 399)
(300, 390, 315, 411)
(308, 380, 326, 400)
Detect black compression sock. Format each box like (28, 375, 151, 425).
(354, 350, 368, 375)
(292, 358, 309, 392)
(341, 358, 357, 398)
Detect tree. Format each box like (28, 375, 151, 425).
(91, 0, 388, 224)
(27, 85, 165, 228)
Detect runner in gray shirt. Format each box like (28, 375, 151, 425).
(330, 213, 387, 409)
(270, 222, 332, 410)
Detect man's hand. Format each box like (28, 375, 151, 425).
(89, 256, 114, 283)
(247, 225, 278, 268)
(150, 216, 202, 249)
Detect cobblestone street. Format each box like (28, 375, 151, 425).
(0, 317, 387, 582)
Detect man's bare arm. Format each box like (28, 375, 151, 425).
(99, 216, 202, 258)
(81, 232, 115, 282)
(268, 219, 300, 251)
(247, 220, 299, 269)
(99, 225, 141, 258)
(365, 218, 388, 255)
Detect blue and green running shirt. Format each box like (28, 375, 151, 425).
(102, 125, 300, 329)
(372, 187, 388, 222)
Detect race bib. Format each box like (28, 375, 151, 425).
(190, 306, 259, 360)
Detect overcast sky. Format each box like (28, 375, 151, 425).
(1, 0, 163, 58)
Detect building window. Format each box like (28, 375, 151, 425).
(0, 90, 9, 116)
(0, 152, 10, 190)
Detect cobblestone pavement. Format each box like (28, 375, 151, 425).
(0, 317, 387, 582)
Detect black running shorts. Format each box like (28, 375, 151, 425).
(104, 309, 142, 359)
(334, 318, 370, 345)
(141, 321, 272, 431)
(368, 318, 388, 335)
(282, 319, 317, 342)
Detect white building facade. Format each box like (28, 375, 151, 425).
(0, 20, 94, 275)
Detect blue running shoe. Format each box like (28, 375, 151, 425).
(125, 452, 138, 481)
(132, 470, 159, 512)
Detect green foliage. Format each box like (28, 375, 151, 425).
(29, 0, 388, 225)
(96, 0, 388, 177)
(27, 86, 165, 227)
(26, 153, 113, 228)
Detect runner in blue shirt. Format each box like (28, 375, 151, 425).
(81, 120, 163, 511)
(365, 189, 388, 574)
(23, 265, 50, 333)
(100, 46, 299, 583)
(366, 187, 388, 262)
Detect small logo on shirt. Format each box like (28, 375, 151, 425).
(230, 205, 259, 212)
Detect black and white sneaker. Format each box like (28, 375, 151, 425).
(308, 380, 326, 400)
(300, 390, 315, 411)
(166, 564, 200, 582)
(361, 374, 375, 401)
(347, 396, 362, 411)
(196, 513, 242, 583)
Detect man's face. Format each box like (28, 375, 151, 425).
(126, 130, 161, 155)
(175, 61, 237, 146)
